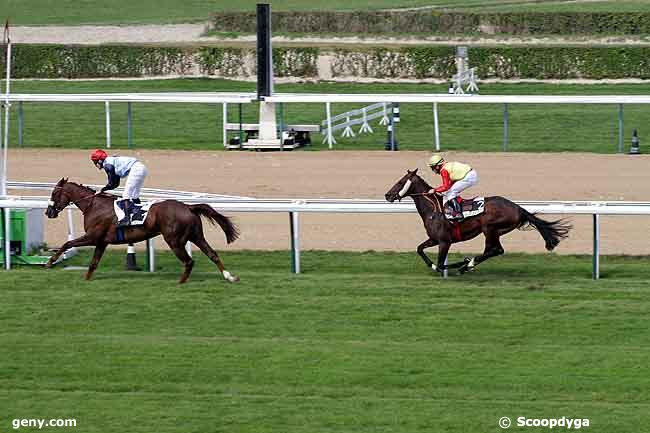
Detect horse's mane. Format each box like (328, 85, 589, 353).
(411, 172, 433, 192)
(65, 181, 96, 193)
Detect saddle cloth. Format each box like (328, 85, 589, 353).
(445, 196, 485, 221)
(113, 199, 153, 226)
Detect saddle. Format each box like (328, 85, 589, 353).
(444, 196, 485, 221)
(113, 199, 150, 227)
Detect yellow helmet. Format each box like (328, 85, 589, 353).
(428, 154, 444, 167)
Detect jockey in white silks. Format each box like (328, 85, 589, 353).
(90, 149, 148, 227)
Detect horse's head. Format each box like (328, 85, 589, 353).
(45, 177, 71, 219)
(385, 169, 423, 203)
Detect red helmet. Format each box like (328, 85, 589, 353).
(90, 149, 108, 162)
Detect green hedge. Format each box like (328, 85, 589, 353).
(1, 45, 319, 79)
(434, 12, 650, 34)
(210, 11, 650, 35)
(210, 11, 434, 34)
(332, 46, 650, 79)
(4, 44, 650, 80)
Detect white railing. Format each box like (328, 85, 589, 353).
(264, 93, 645, 152)
(2, 191, 650, 279)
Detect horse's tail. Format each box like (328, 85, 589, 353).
(189, 204, 240, 244)
(519, 208, 571, 251)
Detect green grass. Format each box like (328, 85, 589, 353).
(1, 0, 439, 26)
(473, 0, 650, 13)
(1, 250, 649, 432)
(3, 78, 649, 153)
(6, 1, 650, 25)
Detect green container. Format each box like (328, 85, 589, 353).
(0, 209, 49, 265)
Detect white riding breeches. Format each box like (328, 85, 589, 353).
(122, 161, 148, 199)
(443, 169, 479, 204)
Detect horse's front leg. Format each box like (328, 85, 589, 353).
(417, 238, 439, 272)
(434, 241, 451, 276)
(85, 243, 108, 280)
(46, 234, 97, 268)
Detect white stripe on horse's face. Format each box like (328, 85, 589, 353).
(398, 179, 412, 198)
(48, 200, 55, 206)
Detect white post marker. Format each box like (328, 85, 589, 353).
(1, 21, 12, 198)
(62, 208, 77, 260)
(325, 102, 335, 148)
(433, 102, 440, 151)
(146, 238, 155, 272)
(593, 214, 600, 280)
(222, 103, 228, 148)
(3, 207, 10, 270)
(105, 101, 111, 148)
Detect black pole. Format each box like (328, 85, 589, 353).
(257, 4, 273, 99)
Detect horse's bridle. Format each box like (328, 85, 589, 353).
(49, 186, 97, 213)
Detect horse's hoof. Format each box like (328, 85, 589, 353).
(222, 270, 239, 283)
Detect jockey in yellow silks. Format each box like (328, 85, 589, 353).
(427, 154, 479, 219)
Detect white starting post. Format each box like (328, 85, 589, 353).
(1, 21, 12, 270)
(452, 46, 479, 95)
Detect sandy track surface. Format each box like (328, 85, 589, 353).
(11, 25, 650, 46)
(8, 149, 650, 256)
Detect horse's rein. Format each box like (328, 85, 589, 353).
(408, 192, 443, 213)
(49, 186, 97, 212)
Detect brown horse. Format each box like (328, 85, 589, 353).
(385, 169, 571, 275)
(45, 178, 240, 284)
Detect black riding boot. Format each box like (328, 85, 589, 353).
(116, 199, 133, 227)
(447, 199, 463, 220)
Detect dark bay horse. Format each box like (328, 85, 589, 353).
(45, 178, 240, 284)
(385, 169, 571, 274)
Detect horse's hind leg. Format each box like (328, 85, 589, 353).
(192, 232, 239, 283)
(462, 233, 504, 273)
(162, 233, 194, 284)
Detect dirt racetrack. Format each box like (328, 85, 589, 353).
(8, 149, 650, 256)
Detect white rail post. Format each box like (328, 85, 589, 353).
(289, 211, 300, 274)
(127, 102, 133, 148)
(617, 104, 624, 154)
(222, 103, 228, 148)
(63, 208, 77, 260)
(17, 101, 23, 146)
(433, 102, 440, 151)
(1, 24, 11, 199)
(325, 102, 334, 149)
(105, 101, 111, 148)
(146, 238, 155, 272)
(503, 103, 509, 152)
(592, 214, 600, 280)
(3, 208, 10, 270)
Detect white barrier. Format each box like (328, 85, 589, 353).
(2, 193, 650, 279)
(265, 92, 649, 152)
